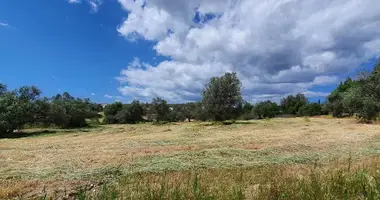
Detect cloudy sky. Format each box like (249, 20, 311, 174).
(1, 0, 379, 103)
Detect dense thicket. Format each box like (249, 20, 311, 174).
(0, 84, 101, 136)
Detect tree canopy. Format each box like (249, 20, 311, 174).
(201, 72, 243, 121)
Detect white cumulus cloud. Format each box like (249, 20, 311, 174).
(116, 0, 380, 103)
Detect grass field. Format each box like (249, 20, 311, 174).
(1, 117, 380, 199)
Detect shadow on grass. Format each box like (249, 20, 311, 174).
(0, 130, 70, 139)
(201, 121, 257, 126)
(0, 126, 101, 139)
(233, 121, 257, 125)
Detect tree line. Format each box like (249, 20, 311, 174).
(0, 85, 101, 136)
(103, 72, 325, 124)
(1, 58, 379, 135)
(326, 58, 380, 122)
(104, 58, 380, 124)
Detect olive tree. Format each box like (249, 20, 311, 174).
(201, 72, 243, 121)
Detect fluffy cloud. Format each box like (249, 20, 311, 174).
(117, 0, 380, 103)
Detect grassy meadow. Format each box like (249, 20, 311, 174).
(1, 117, 380, 199)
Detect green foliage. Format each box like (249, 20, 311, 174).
(104, 101, 145, 124)
(252, 101, 279, 119)
(74, 163, 380, 200)
(325, 59, 380, 122)
(182, 102, 199, 122)
(0, 85, 43, 134)
(116, 101, 145, 124)
(104, 102, 123, 124)
(150, 97, 170, 123)
(201, 72, 243, 121)
(342, 86, 363, 116)
(326, 77, 356, 117)
(49, 93, 99, 128)
(280, 93, 307, 115)
(298, 103, 323, 116)
(358, 97, 380, 122)
(167, 104, 187, 122)
(0, 84, 99, 136)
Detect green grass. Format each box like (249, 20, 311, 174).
(126, 148, 327, 173)
(72, 160, 380, 200)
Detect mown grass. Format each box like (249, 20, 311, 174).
(1, 118, 380, 199)
(71, 158, 380, 200)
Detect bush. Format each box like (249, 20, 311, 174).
(252, 101, 279, 119)
(280, 93, 307, 115)
(49, 93, 98, 128)
(104, 101, 145, 124)
(104, 102, 123, 124)
(149, 98, 170, 123)
(298, 103, 322, 116)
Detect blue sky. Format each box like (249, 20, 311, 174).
(1, 0, 379, 103)
(0, 0, 159, 103)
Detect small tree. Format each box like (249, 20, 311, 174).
(182, 102, 197, 122)
(298, 103, 323, 116)
(49, 93, 98, 128)
(326, 77, 357, 117)
(0, 85, 42, 134)
(128, 100, 145, 123)
(252, 101, 279, 119)
(115, 101, 144, 124)
(358, 97, 379, 123)
(164, 104, 186, 122)
(280, 93, 307, 115)
(201, 72, 243, 121)
(150, 97, 170, 123)
(104, 102, 123, 124)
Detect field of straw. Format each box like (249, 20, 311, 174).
(1, 117, 380, 199)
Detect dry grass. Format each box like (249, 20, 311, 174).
(1, 117, 380, 199)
